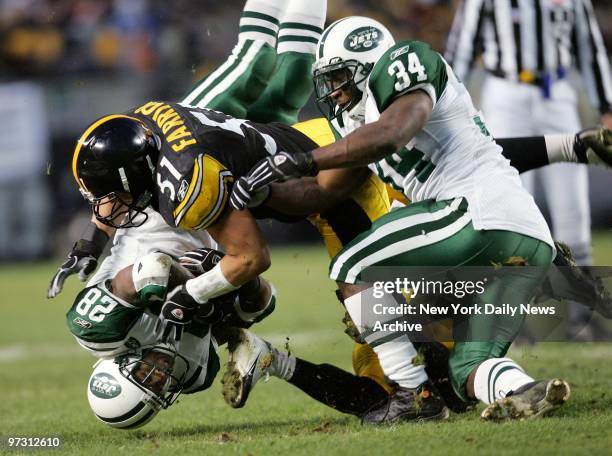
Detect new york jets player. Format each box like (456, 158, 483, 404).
(66, 207, 278, 429)
(231, 16, 574, 423)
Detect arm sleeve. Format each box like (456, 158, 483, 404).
(573, 0, 612, 113)
(444, 0, 487, 81)
(368, 41, 449, 112)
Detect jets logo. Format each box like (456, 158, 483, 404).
(89, 373, 122, 399)
(344, 26, 382, 52)
(171, 308, 184, 320)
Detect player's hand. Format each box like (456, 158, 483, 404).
(230, 152, 318, 210)
(156, 285, 199, 342)
(229, 178, 271, 211)
(47, 240, 101, 298)
(575, 127, 612, 167)
(179, 248, 224, 276)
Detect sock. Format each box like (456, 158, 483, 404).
(473, 357, 534, 404)
(277, 0, 326, 54)
(239, 0, 288, 47)
(268, 346, 296, 380)
(288, 358, 389, 416)
(344, 289, 428, 389)
(545, 134, 577, 164)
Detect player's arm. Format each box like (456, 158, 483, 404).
(497, 128, 612, 172)
(110, 255, 194, 307)
(310, 92, 432, 170)
(264, 167, 371, 216)
(205, 209, 270, 286)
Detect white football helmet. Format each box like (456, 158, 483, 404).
(313, 16, 395, 119)
(87, 344, 187, 429)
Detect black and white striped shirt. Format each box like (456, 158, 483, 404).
(445, 0, 612, 113)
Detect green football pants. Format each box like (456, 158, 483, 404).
(329, 197, 554, 400)
(180, 39, 313, 124)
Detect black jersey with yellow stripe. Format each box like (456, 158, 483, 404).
(128, 101, 318, 230)
(127, 101, 391, 252)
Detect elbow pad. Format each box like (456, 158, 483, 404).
(132, 252, 173, 302)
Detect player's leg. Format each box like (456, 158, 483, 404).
(330, 198, 556, 422)
(180, 0, 287, 117)
(247, 0, 327, 124)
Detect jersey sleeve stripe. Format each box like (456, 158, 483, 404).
(194, 170, 233, 229)
(173, 155, 204, 226)
(176, 155, 233, 230)
(74, 335, 124, 351)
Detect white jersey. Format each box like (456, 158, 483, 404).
(88, 207, 217, 286)
(331, 40, 554, 248)
(67, 207, 220, 393)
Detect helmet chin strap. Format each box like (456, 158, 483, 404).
(347, 90, 367, 122)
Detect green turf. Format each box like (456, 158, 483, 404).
(1, 237, 612, 455)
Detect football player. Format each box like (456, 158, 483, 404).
(228, 16, 610, 422)
(65, 204, 283, 428)
(55, 4, 611, 424)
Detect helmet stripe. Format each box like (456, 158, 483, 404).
(96, 401, 147, 423)
(318, 17, 350, 59)
(72, 114, 141, 191)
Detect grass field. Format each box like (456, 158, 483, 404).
(2, 233, 612, 455)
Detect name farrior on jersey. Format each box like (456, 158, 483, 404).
(135, 101, 197, 152)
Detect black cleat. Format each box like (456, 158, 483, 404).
(481, 378, 570, 421)
(361, 380, 450, 424)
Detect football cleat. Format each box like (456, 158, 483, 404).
(221, 329, 273, 408)
(481, 378, 570, 421)
(575, 127, 612, 167)
(361, 380, 450, 424)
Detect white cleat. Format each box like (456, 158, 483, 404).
(481, 378, 570, 421)
(221, 329, 273, 408)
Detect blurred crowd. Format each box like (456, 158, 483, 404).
(10, 0, 611, 79)
(2, 0, 611, 78)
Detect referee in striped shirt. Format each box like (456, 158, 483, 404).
(445, 0, 612, 339)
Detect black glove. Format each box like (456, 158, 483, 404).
(156, 285, 199, 342)
(574, 127, 612, 166)
(230, 152, 318, 210)
(178, 248, 224, 276)
(47, 226, 109, 298)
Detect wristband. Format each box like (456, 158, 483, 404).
(185, 263, 239, 304)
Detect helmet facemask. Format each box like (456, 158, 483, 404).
(83, 189, 152, 229)
(313, 58, 373, 120)
(119, 345, 186, 409)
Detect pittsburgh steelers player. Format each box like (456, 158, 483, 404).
(231, 16, 612, 423)
(53, 3, 611, 423)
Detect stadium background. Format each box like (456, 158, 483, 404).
(1, 2, 612, 454)
(0, 0, 611, 260)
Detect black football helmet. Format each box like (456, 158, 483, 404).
(73, 115, 160, 228)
